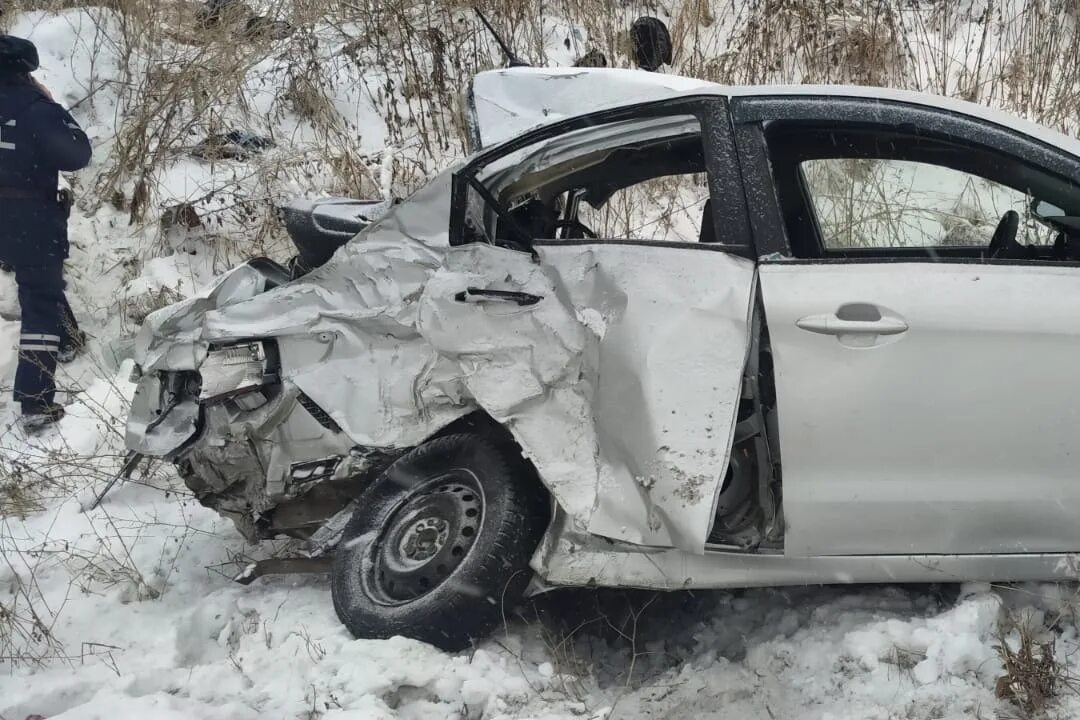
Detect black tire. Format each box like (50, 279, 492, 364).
(331, 433, 550, 651)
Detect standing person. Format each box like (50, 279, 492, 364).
(0, 35, 92, 431)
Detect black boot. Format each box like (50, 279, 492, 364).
(18, 402, 65, 432)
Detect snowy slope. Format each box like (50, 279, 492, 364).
(5, 2, 1080, 719)
(5, 476, 1080, 720)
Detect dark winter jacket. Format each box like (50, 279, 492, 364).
(0, 75, 92, 265)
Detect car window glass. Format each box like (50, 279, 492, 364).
(478, 115, 716, 244)
(802, 158, 1056, 250)
(573, 172, 710, 243)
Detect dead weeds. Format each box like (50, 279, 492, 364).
(994, 603, 1080, 717)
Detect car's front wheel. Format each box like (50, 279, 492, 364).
(331, 433, 550, 651)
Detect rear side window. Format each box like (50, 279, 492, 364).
(802, 158, 1055, 250)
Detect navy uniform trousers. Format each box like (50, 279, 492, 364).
(12, 261, 78, 411)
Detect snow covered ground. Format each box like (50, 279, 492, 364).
(6, 448, 1080, 720)
(6, 2, 1080, 718)
(3, 415, 1075, 720)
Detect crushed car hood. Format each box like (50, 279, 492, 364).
(134, 169, 458, 374)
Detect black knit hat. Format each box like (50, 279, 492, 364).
(0, 35, 39, 73)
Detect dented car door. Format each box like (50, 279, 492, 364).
(536, 242, 756, 551)
(423, 98, 757, 553)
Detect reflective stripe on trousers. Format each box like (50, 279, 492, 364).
(13, 264, 64, 411)
(20, 332, 61, 352)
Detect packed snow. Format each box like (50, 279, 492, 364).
(5, 2, 1080, 719)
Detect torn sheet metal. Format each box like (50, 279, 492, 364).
(125, 373, 200, 455)
(417, 241, 755, 553)
(535, 244, 755, 552)
(134, 263, 263, 372)
(135, 169, 459, 372)
(414, 240, 755, 553)
(130, 165, 755, 554)
(205, 170, 473, 451)
(416, 244, 598, 531)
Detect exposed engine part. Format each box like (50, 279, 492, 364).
(175, 383, 401, 543)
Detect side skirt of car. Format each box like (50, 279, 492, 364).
(534, 512, 1080, 589)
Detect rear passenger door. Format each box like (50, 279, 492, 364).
(427, 98, 758, 554)
(732, 94, 1080, 557)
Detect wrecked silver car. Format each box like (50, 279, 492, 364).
(125, 68, 1080, 650)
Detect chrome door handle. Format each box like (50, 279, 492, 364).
(796, 314, 908, 336)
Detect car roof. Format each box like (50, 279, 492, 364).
(470, 67, 1080, 160)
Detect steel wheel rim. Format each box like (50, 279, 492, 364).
(365, 469, 484, 605)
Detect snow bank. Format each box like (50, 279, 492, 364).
(8, 547, 1078, 720)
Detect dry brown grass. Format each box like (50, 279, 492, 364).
(993, 606, 1080, 718)
(60, 0, 509, 261)
(995, 630, 1060, 716)
(12, 0, 1077, 267)
(715, 0, 909, 86)
(0, 440, 171, 666)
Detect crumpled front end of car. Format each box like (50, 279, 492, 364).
(123, 276, 362, 539)
(124, 170, 475, 540)
(125, 284, 444, 541)
(125, 259, 283, 458)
